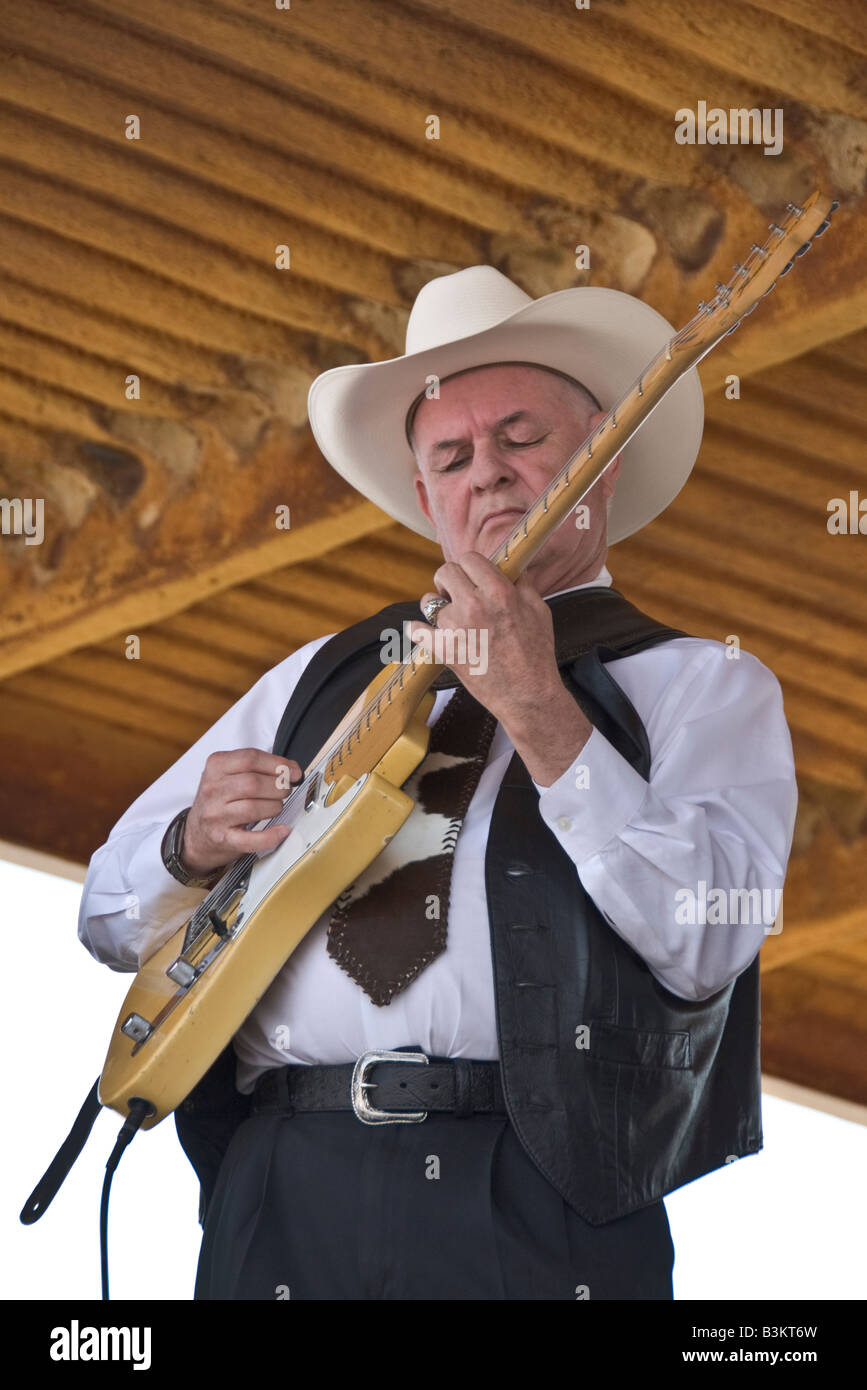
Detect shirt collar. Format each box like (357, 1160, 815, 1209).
(543, 564, 613, 601)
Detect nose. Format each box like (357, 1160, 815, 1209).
(468, 438, 520, 492)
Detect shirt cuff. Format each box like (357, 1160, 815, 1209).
(125, 823, 212, 925)
(530, 727, 650, 863)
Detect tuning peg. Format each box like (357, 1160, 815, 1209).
(795, 240, 812, 256)
(768, 222, 786, 238)
(786, 202, 804, 217)
(777, 260, 794, 276)
(813, 201, 839, 238)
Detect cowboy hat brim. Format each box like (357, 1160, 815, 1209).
(307, 283, 703, 547)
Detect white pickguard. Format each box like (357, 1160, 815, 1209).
(237, 773, 371, 920)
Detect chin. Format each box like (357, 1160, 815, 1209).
(479, 519, 514, 546)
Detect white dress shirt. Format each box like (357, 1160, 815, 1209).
(78, 565, 798, 1094)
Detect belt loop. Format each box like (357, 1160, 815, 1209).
(256, 1065, 296, 1118)
(453, 1059, 473, 1118)
(279, 1066, 296, 1119)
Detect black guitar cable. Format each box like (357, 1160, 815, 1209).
(99, 1098, 154, 1300)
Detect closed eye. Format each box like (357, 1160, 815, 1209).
(443, 436, 547, 471)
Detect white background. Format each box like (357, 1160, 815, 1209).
(3, 856, 865, 1301)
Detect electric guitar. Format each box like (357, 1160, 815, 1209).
(99, 191, 837, 1128)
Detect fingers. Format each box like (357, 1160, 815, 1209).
(204, 749, 303, 783)
(202, 752, 303, 806)
(219, 772, 296, 806)
(183, 748, 303, 875)
(418, 594, 446, 629)
(183, 803, 292, 875)
(433, 553, 513, 602)
(514, 571, 551, 609)
(421, 556, 515, 634)
(222, 798, 288, 824)
(212, 823, 293, 858)
(430, 561, 475, 606)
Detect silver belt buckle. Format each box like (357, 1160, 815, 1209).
(350, 1048, 429, 1124)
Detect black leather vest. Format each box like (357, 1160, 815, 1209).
(176, 587, 762, 1225)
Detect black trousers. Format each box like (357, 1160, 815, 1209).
(193, 1101, 674, 1300)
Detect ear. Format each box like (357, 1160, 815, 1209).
(603, 452, 622, 499)
(414, 470, 434, 527)
(584, 410, 621, 499)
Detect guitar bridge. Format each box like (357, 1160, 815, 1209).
(120, 1012, 153, 1044)
(166, 958, 196, 988)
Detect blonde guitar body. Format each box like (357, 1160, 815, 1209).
(99, 687, 435, 1128)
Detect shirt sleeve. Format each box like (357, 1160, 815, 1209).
(77, 633, 334, 973)
(530, 644, 798, 1001)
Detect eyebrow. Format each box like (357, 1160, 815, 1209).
(428, 410, 539, 456)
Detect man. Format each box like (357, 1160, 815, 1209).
(78, 266, 797, 1300)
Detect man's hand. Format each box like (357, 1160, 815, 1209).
(411, 553, 593, 787)
(181, 749, 303, 875)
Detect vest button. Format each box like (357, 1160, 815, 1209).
(505, 863, 531, 878)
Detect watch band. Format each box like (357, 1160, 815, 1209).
(160, 807, 223, 890)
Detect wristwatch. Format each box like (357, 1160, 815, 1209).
(160, 807, 223, 889)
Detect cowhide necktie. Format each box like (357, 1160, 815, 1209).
(326, 683, 498, 1006)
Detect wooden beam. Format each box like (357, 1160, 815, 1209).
(761, 965, 867, 1104)
(761, 1073, 867, 1128)
(761, 905, 867, 973)
(0, 837, 86, 884)
(0, 498, 394, 680)
(697, 206, 867, 393)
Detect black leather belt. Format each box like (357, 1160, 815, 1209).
(250, 1047, 507, 1124)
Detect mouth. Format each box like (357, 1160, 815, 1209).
(479, 508, 524, 531)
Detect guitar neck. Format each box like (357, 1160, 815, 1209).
(489, 190, 835, 582)
(315, 190, 837, 782)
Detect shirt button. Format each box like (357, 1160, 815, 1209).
(556, 816, 573, 832)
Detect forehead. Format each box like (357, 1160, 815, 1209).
(411, 364, 569, 446)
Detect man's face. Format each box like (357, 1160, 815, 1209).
(411, 364, 621, 589)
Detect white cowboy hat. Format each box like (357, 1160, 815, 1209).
(307, 265, 704, 546)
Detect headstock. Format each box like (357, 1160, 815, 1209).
(682, 192, 839, 350)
